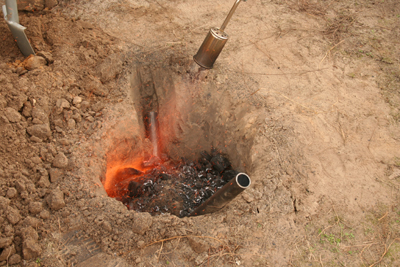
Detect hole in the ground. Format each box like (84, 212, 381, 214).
(101, 57, 261, 217)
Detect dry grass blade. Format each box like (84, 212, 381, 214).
(369, 238, 400, 267)
(289, 0, 328, 17)
(324, 13, 355, 42)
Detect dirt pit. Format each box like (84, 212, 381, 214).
(1, 0, 400, 266)
(101, 57, 262, 218)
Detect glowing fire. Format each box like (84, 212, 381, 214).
(104, 157, 153, 198)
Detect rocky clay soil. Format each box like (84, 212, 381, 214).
(1, 0, 400, 266)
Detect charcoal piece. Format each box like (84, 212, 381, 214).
(159, 173, 170, 180)
(183, 166, 195, 176)
(206, 173, 215, 181)
(214, 178, 222, 187)
(195, 181, 203, 189)
(153, 184, 161, 192)
(200, 151, 212, 161)
(128, 181, 143, 197)
(179, 210, 189, 218)
(116, 168, 142, 181)
(198, 157, 210, 166)
(210, 155, 231, 173)
(221, 170, 237, 182)
(211, 148, 219, 156)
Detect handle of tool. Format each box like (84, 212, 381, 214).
(220, 0, 244, 32)
(5, 0, 19, 23)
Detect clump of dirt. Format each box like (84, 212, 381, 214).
(0, 5, 124, 265)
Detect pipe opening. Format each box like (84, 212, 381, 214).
(236, 173, 251, 188)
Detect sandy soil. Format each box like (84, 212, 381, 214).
(1, 0, 400, 266)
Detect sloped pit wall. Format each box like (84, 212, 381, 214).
(126, 59, 264, 173)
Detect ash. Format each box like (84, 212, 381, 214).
(116, 150, 238, 217)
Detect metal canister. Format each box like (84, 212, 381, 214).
(193, 0, 245, 69)
(193, 28, 229, 69)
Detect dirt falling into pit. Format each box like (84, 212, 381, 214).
(101, 56, 264, 217)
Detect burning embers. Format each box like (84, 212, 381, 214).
(105, 149, 246, 217)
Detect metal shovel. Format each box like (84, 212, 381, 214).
(193, 0, 246, 69)
(2, 0, 35, 57)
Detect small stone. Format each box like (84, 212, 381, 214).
(7, 206, 21, 225)
(6, 188, 17, 198)
(188, 236, 214, 253)
(36, 175, 50, 188)
(0, 245, 16, 261)
(80, 101, 90, 111)
(15, 180, 26, 192)
(24, 56, 46, 70)
(56, 98, 70, 109)
(137, 240, 145, 248)
(36, 51, 54, 63)
(52, 153, 68, 168)
(195, 252, 209, 265)
(30, 136, 42, 142)
(135, 257, 141, 264)
(73, 96, 82, 105)
(27, 124, 51, 140)
(20, 191, 29, 199)
(31, 156, 42, 164)
(0, 238, 12, 248)
(29, 202, 43, 214)
(4, 107, 22, 122)
(40, 210, 50, 220)
(31, 107, 48, 124)
(67, 119, 76, 129)
(49, 168, 63, 183)
(24, 217, 42, 228)
(0, 115, 9, 124)
(25, 182, 36, 193)
(86, 78, 108, 97)
(102, 221, 112, 232)
(86, 116, 94, 122)
(53, 118, 63, 127)
(0, 196, 10, 209)
(32, 118, 44, 124)
(8, 253, 21, 265)
(72, 113, 82, 122)
(47, 188, 65, 210)
(22, 101, 33, 117)
(242, 192, 255, 203)
(55, 99, 70, 114)
(92, 102, 105, 112)
(17, 66, 28, 75)
(22, 239, 41, 260)
(132, 212, 152, 235)
(22, 227, 39, 242)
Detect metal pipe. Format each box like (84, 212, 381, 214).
(189, 172, 251, 216)
(148, 111, 159, 158)
(220, 0, 243, 32)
